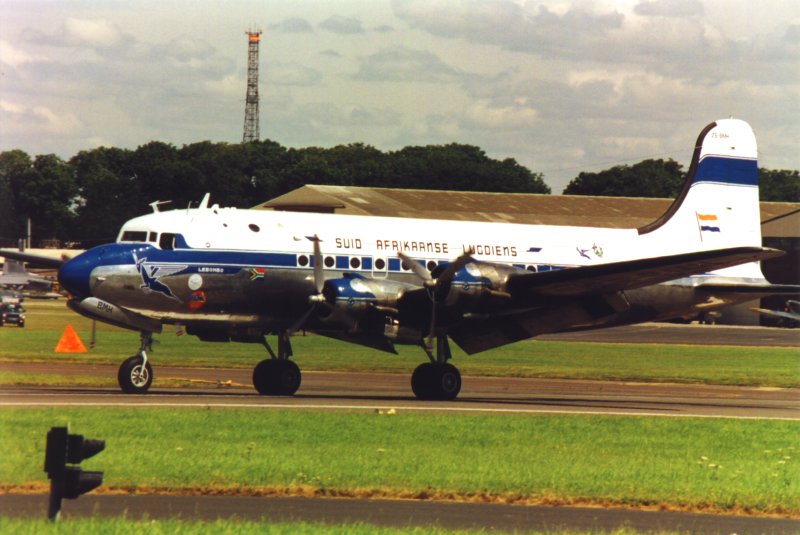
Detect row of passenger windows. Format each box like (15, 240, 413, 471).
(294, 254, 560, 274)
(119, 231, 177, 250)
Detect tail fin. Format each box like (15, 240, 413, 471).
(639, 119, 764, 279)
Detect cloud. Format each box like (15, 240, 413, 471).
(634, 0, 704, 18)
(269, 18, 314, 33)
(354, 46, 463, 83)
(268, 62, 323, 86)
(319, 15, 365, 35)
(391, 0, 623, 58)
(0, 40, 40, 67)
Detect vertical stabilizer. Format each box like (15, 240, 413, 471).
(638, 119, 764, 279)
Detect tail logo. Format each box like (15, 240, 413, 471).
(696, 213, 721, 240)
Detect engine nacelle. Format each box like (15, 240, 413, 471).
(442, 260, 521, 310)
(319, 274, 416, 331)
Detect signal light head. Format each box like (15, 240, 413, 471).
(66, 434, 105, 464)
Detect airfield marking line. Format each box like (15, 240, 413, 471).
(1, 400, 798, 421)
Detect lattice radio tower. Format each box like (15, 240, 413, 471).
(242, 30, 262, 143)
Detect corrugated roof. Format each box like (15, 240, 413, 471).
(256, 185, 799, 237)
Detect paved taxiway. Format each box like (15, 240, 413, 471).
(2, 494, 799, 534)
(2, 364, 798, 419)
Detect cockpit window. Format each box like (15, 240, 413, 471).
(120, 231, 148, 242)
(148, 232, 158, 242)
(159, 233, 176, 250)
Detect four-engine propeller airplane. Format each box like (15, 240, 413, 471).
(3, 119, 797, 400)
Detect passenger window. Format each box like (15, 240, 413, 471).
(159, 233, 176, 250)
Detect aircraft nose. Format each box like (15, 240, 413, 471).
(58, 249, 98, 298)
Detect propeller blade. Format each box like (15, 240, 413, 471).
(288, 306, 316, 334)
(397, 251, 432, 284)
(425, 294, 437, 350)
(431, 252, 474, 298)
(311, 235, 324, 293)
(290, 234, 328, 334)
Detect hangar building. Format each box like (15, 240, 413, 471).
(257, 185, 799, 326)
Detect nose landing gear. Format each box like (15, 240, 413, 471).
(118, 331, 154, 394)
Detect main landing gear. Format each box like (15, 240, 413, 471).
(118, 331, 154, 394)
(411, 335, 462, 401)
(252, 331, 302, 396)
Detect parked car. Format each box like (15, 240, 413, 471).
(0, 303, 25, 327)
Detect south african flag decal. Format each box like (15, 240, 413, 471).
(249, 267, 266, 280)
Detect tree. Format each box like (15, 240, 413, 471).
(8, 154, 77, 242)
(70, 147, 138, 246)
(386, 144, 550, 194)
(0, 150, 32, 244)
(759, 168, 799, 202)
(563, 159, 684, 197)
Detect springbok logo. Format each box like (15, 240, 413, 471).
(133, 252, 187, 301)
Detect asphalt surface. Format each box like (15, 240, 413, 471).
(2, 494, 799, 534)
(3, 364, 799, 419)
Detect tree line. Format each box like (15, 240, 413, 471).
(0, 139, 796, 248)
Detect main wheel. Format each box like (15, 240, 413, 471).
(434, 363, 461, 401)
(275, 360, 301, 396)
(411, 362, 434, 399)
(118, 355, 153, 394)
(253, 359, 301, 396)
(253, 359, 277, 394)
(412, 362, 462, 401)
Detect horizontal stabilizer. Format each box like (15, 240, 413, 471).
(696, 282, 800, 298)
(505, 247, 783, 298)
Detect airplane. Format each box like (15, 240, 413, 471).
(2, 118, 797, 399)
(0, 257, 53, 292)
(752, 300, 800, 327)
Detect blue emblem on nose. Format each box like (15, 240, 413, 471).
(133, 252, 187, 301)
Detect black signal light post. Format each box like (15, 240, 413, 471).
(44, 426, 105, 520)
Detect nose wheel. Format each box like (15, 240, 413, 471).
(118, 331, 154, 394)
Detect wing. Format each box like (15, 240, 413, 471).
(433, 246, 783, 354)
(505, 246, 783, 297)
(0, 250, 65, 269)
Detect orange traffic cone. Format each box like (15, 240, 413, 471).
(55, 324, 87, 353)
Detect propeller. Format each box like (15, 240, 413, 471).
(398, 251, 473, 350)
(288, 235, 328, 333)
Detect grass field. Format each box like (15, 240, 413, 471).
(0, 518, 666, 535)
(2, 408, 798, 515)
(1, 301, 798, 387)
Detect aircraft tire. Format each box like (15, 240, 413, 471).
(253, 359, 277, 395)
(411, 362, 461, 401)
(411, 363, 434, 399)
(118, 356, 153, 394)
(275, 360, 302, 396)
(253, 359, 301, 396)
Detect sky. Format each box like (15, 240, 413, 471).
(1, 0, 798, 194)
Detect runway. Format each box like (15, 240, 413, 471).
(2, 494, 799, 534)
(2, 364, 798, 419)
